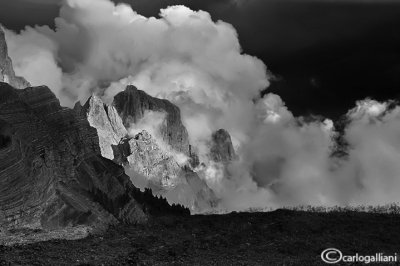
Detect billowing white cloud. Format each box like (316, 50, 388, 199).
(209, 94, 339, 210)
(5, 0, 400, 212)
(4, 26, 64, 101)
(5, 0, 269, 145)
(340, 100, 400, 205)
(127, 110, 167, 139)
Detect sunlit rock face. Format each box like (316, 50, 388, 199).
(83, 95, 127, 160)
(85, 87, 217, 212)
(0, 82, 153, 232)
(121, 130, 182, 189)
(0, 27, 30, 89)
(209, 129, 237, 163)
(116, 131, 218, 212)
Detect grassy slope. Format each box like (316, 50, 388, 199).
(2, 209, 400, 265)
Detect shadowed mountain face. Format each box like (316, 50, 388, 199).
(0, 81, 190, 236)
(113, 86, 191, 157)
(209, 129, 236, 163)
(0, 82, 150, 232)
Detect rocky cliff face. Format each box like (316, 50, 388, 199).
(84, 88, 217, 212)
(113, 86, 191, 157)
(82, 95, 127, 161)
(209, 129, 237, 163)
(114, 131, 217, 212)
(0, 27, 30, 90)
(0, 82, 189, 234)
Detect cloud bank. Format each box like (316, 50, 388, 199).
(5, 0, 400, 212)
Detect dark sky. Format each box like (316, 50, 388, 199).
(2, 0, 400, 119)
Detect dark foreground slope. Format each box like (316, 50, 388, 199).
(2, 209, 400, 265)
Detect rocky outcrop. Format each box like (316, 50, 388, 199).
(120, 131, 182, 189)
(113, 131, 217, 211)
(84, 89, 217, 212)
(0, 82, 188, 233)
(113, 86, 191, 156)
(83, 95, 127, 160)
(0, 27, 30, 89)
(209, 129, 236, 163)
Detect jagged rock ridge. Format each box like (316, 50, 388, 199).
(0, 25, 231, 225)
(113, 85, 191, 157)
(209, 129, 237, 163)
(0, 82, 188, 235)
(82, 95, 127, 161)
(84, 90, 218, 212)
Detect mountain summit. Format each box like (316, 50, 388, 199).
(113, 85, 191, 157)
(83, 87, 218, 212)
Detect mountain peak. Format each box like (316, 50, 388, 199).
(83, 89, 217, 212)
(210, 128, 237, 163)
(112, 85, 191, 156)
(125, 84, 139, 93)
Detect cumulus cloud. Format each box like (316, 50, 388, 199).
(191, 94, 400, 212)
(199, 93, 339, 211)
(127, 110, 167, 139)
(5, 0, 268, 144)
(4, 27, 64, 101)
(5, 0, 400, 212)
(340, 100, 400, 205)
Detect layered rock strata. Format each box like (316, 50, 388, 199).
(0, 82, 187, 233)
